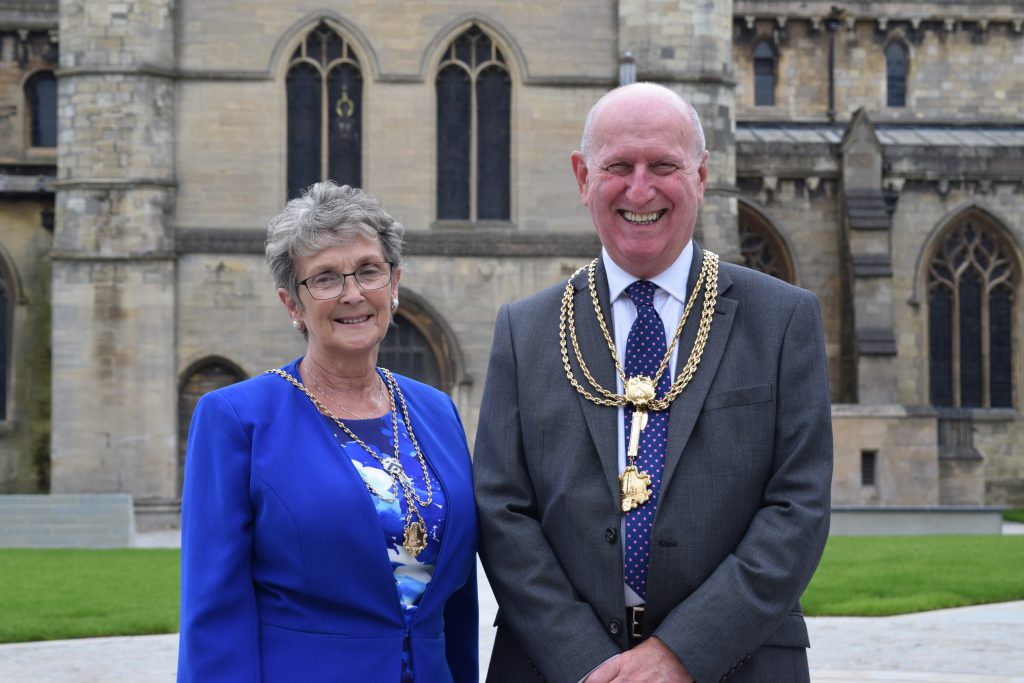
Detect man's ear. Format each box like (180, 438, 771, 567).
(570, 151, 590, 204)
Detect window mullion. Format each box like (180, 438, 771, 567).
(469, 69, 478, 222)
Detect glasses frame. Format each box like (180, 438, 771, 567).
(297, 261, 395, 300)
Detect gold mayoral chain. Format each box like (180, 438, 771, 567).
(269, 367, 433, 558)
(558, 249, 720, 513)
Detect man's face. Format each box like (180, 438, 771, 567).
(571, 92, 708, 279)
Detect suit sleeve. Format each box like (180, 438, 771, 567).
(655, 291, 833, 681)
(474, 304, 620, 681)
(177, 391, 260, 682)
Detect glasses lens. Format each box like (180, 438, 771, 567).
(354, 263, 391, 290)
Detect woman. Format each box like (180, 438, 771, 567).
(178, 182, 478, 682)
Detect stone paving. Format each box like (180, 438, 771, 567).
(1, 526, 1022, 682)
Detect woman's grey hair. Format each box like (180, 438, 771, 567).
(265, 182, 405, 307)
(580, 82, 706, 164)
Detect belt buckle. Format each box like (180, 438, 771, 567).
(628, 606, 645, 641)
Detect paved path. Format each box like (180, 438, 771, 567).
(2, 526, 1022, 682)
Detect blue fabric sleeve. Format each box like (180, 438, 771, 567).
(177, 391, 261, 682)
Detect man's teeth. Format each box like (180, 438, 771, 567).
(621, 210, 661, 225)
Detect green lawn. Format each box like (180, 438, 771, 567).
(2, 536, 1024, 643)
(802, 535, 1024, 616)
(0, 549, 180, 644)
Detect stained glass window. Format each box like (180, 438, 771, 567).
(886, 42, 907, 108)
(379, 314, 442, 389)
(286, 23, 362, 200)
(753, 42, 775, 107)
(436, 25, 511, 221)
(928, 217, 1016, 408)
(27, 71, 57, 148)
(0, 275, 9, 417)
(738, 205, 795, 283)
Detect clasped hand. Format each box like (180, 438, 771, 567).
(586, 637, 694, 683)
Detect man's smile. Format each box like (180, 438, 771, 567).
(619, 209, 667, 225)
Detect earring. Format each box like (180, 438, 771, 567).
(391, 297, 399, 311)
(292, 319, 305, 331)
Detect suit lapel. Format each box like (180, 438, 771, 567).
(569, 260, 623, 503)
(660, 247, 736, 494)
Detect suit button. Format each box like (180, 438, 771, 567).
(605, 527, 618, 543)
(608, 619, 622, 635)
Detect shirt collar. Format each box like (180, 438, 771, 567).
(601, 241, 694, 305)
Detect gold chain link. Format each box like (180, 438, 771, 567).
(558, 250, 719, 412)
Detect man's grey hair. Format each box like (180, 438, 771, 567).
(580, 82, 706, 164)
(265, 181, 404, 307)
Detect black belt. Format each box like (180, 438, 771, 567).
(627, 606, 646, 644)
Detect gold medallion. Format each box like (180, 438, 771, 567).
(403, 520, 427, 558)
(624, 376, 656, 408)
(619, 465, 652, 512)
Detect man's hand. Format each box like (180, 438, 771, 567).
(585, 637, 694, 683)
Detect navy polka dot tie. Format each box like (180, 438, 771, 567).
(623, 280, 670, 600)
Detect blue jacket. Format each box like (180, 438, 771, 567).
(178, 358, 478, 682)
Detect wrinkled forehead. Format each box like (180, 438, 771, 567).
(589, 97, 691, 158)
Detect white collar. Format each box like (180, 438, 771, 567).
(601, 241, 694, 305)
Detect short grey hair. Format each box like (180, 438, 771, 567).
(265, 182, 405, 306)
(580, 82, 706, 165)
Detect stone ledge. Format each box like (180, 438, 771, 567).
(831, 505, 1005, 536)
(0, 494, 135, 548)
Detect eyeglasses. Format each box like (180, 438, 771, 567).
(297, 262, 393, 300)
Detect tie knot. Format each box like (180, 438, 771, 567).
(626, 280, 658, 308)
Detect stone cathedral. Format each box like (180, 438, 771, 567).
(1, 0, 1022, 529)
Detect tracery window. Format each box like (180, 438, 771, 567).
(178, 359, 247, 495)
(752, 41, 775, 107)
(436, 25, 511, 221)
(885, 41, 908, 108)
(738, 205, 795, 283)
(928, 218, 1015, 408)
(26, 71, 57, 148)
(379, 312, 443, 390)
(286, 22, 363, 200)
(0, 272, 9, 417)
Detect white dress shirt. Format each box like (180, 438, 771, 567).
(601, 241, 693, 607)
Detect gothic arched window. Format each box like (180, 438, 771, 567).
(286, 23, 363, 200)
(885, 41, 908, 108)
(178, 359, 247, 495)
(738, 205, 795, 283)
(379, 312, 444, 390)
(26, 71, 57, 148)
(753, 41, 776, 107)
(436, 25, 511, 222)
(0, 271, 10, 417)
(928, 217, 1015, 408)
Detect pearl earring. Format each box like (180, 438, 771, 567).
(292, 319, 305, 331)
(391, 297, 399, 311)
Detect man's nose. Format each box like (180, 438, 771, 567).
(624, 167, 656, 205)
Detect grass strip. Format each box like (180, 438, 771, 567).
(0, 549, 180, 644)
(802, 535, 1024, 616)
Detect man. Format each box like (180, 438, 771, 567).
(474, 82, 833, 682)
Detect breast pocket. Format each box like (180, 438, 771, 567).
(702, 383, 774, 412)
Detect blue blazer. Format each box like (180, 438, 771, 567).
(178, 358, 478, 683)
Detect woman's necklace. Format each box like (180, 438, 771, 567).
(268, 366, 434, 558)
(308, 365, 385, 420)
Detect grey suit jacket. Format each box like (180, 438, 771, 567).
(474, 246, 833, 682)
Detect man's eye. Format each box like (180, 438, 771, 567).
(605, 163, 632, 175)
(651, 163, 680, 175)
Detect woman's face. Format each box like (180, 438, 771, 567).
(279, 236, 400, 366)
